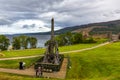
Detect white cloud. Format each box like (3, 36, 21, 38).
(0, 20, 50, 34)
(0, 19, 62, 34)
(0, 0, 120, 34)
(38, 0, 120, 26)
(39, 12, 73, 22)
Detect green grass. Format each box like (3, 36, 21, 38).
(66, 42, 120, 80)
(0, 72, 64, 80)
(1, 48, 45, 58)
(0, 43, 98, 58)
(0, 43, 99, 69)
(0, 57, 40, 69)
(94, 38, 108, 43)
(59, 43, 99, 52)
(1, 40, 117, 80)
(59, 38, 108, 52)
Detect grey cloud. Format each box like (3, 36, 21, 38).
(0, 19, 11, 25)
(22, 24, 35, 29)
(0, 0, 62, 25)
(0, 0, 120, 34)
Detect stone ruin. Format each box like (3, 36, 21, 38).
(92, 31, 120, 42)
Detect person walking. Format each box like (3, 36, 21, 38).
(36, 66, 43, 77)
(22, 62, 26, 69)
(19, 61, 23, 70)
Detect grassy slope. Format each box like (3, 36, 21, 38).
(0, 43, 98, 58)
(0, 40, 114, 80)
(1, 41, 120, 80)
(1, 48, 45, 58)
(66, 42, 120, 80)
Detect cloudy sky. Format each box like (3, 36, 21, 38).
(0, 0, 120, 34)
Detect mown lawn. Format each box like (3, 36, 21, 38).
(59, 38, 107, 53)
(0, 72, 62, 80)
(0, 40, 114, 80)
(59, 43, 99, 52)
(0, 43, 99, 69)
(1, 48, 45, 58)
(1, 41, 120, 80)
(0, 43, 99, 58)
(66, 42, 120, 80)
(0, 57, 40, 69)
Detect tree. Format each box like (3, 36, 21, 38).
(28, 37, 37, 48)
(12, 35, 37, 50)
(0, 35, 10, 51)
(45, 32, 96, 47)
(84, 37, 96, 43)
(12, 37, 21, 50)
(72, 33, 83, 44)
(19, 35, 28, 49)
(54, 32, 73, 46)
(64, 32, 73, 45)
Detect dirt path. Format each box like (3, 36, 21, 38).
(0, 55, 43, 61)
(0, 66, 36, 76)
(0, 42, 110, 61)
(0, 58, 68, 79)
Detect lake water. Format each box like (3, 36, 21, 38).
(6, 35, 51, 48)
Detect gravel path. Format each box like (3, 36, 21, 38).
(0, 58, 68, 79)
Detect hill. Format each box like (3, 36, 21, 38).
(55, 19, 120, 35)
(37, 19, 120, 35)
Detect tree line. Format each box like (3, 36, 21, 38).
(45, 32, 96, 46)
(0, 35, 37, 51)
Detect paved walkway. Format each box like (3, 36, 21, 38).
(0, 58, 68, 79)
(0, 42, 110, 61)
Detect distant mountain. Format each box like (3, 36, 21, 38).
(55, 19, 120, 35)
(6, 19, 120, 36)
